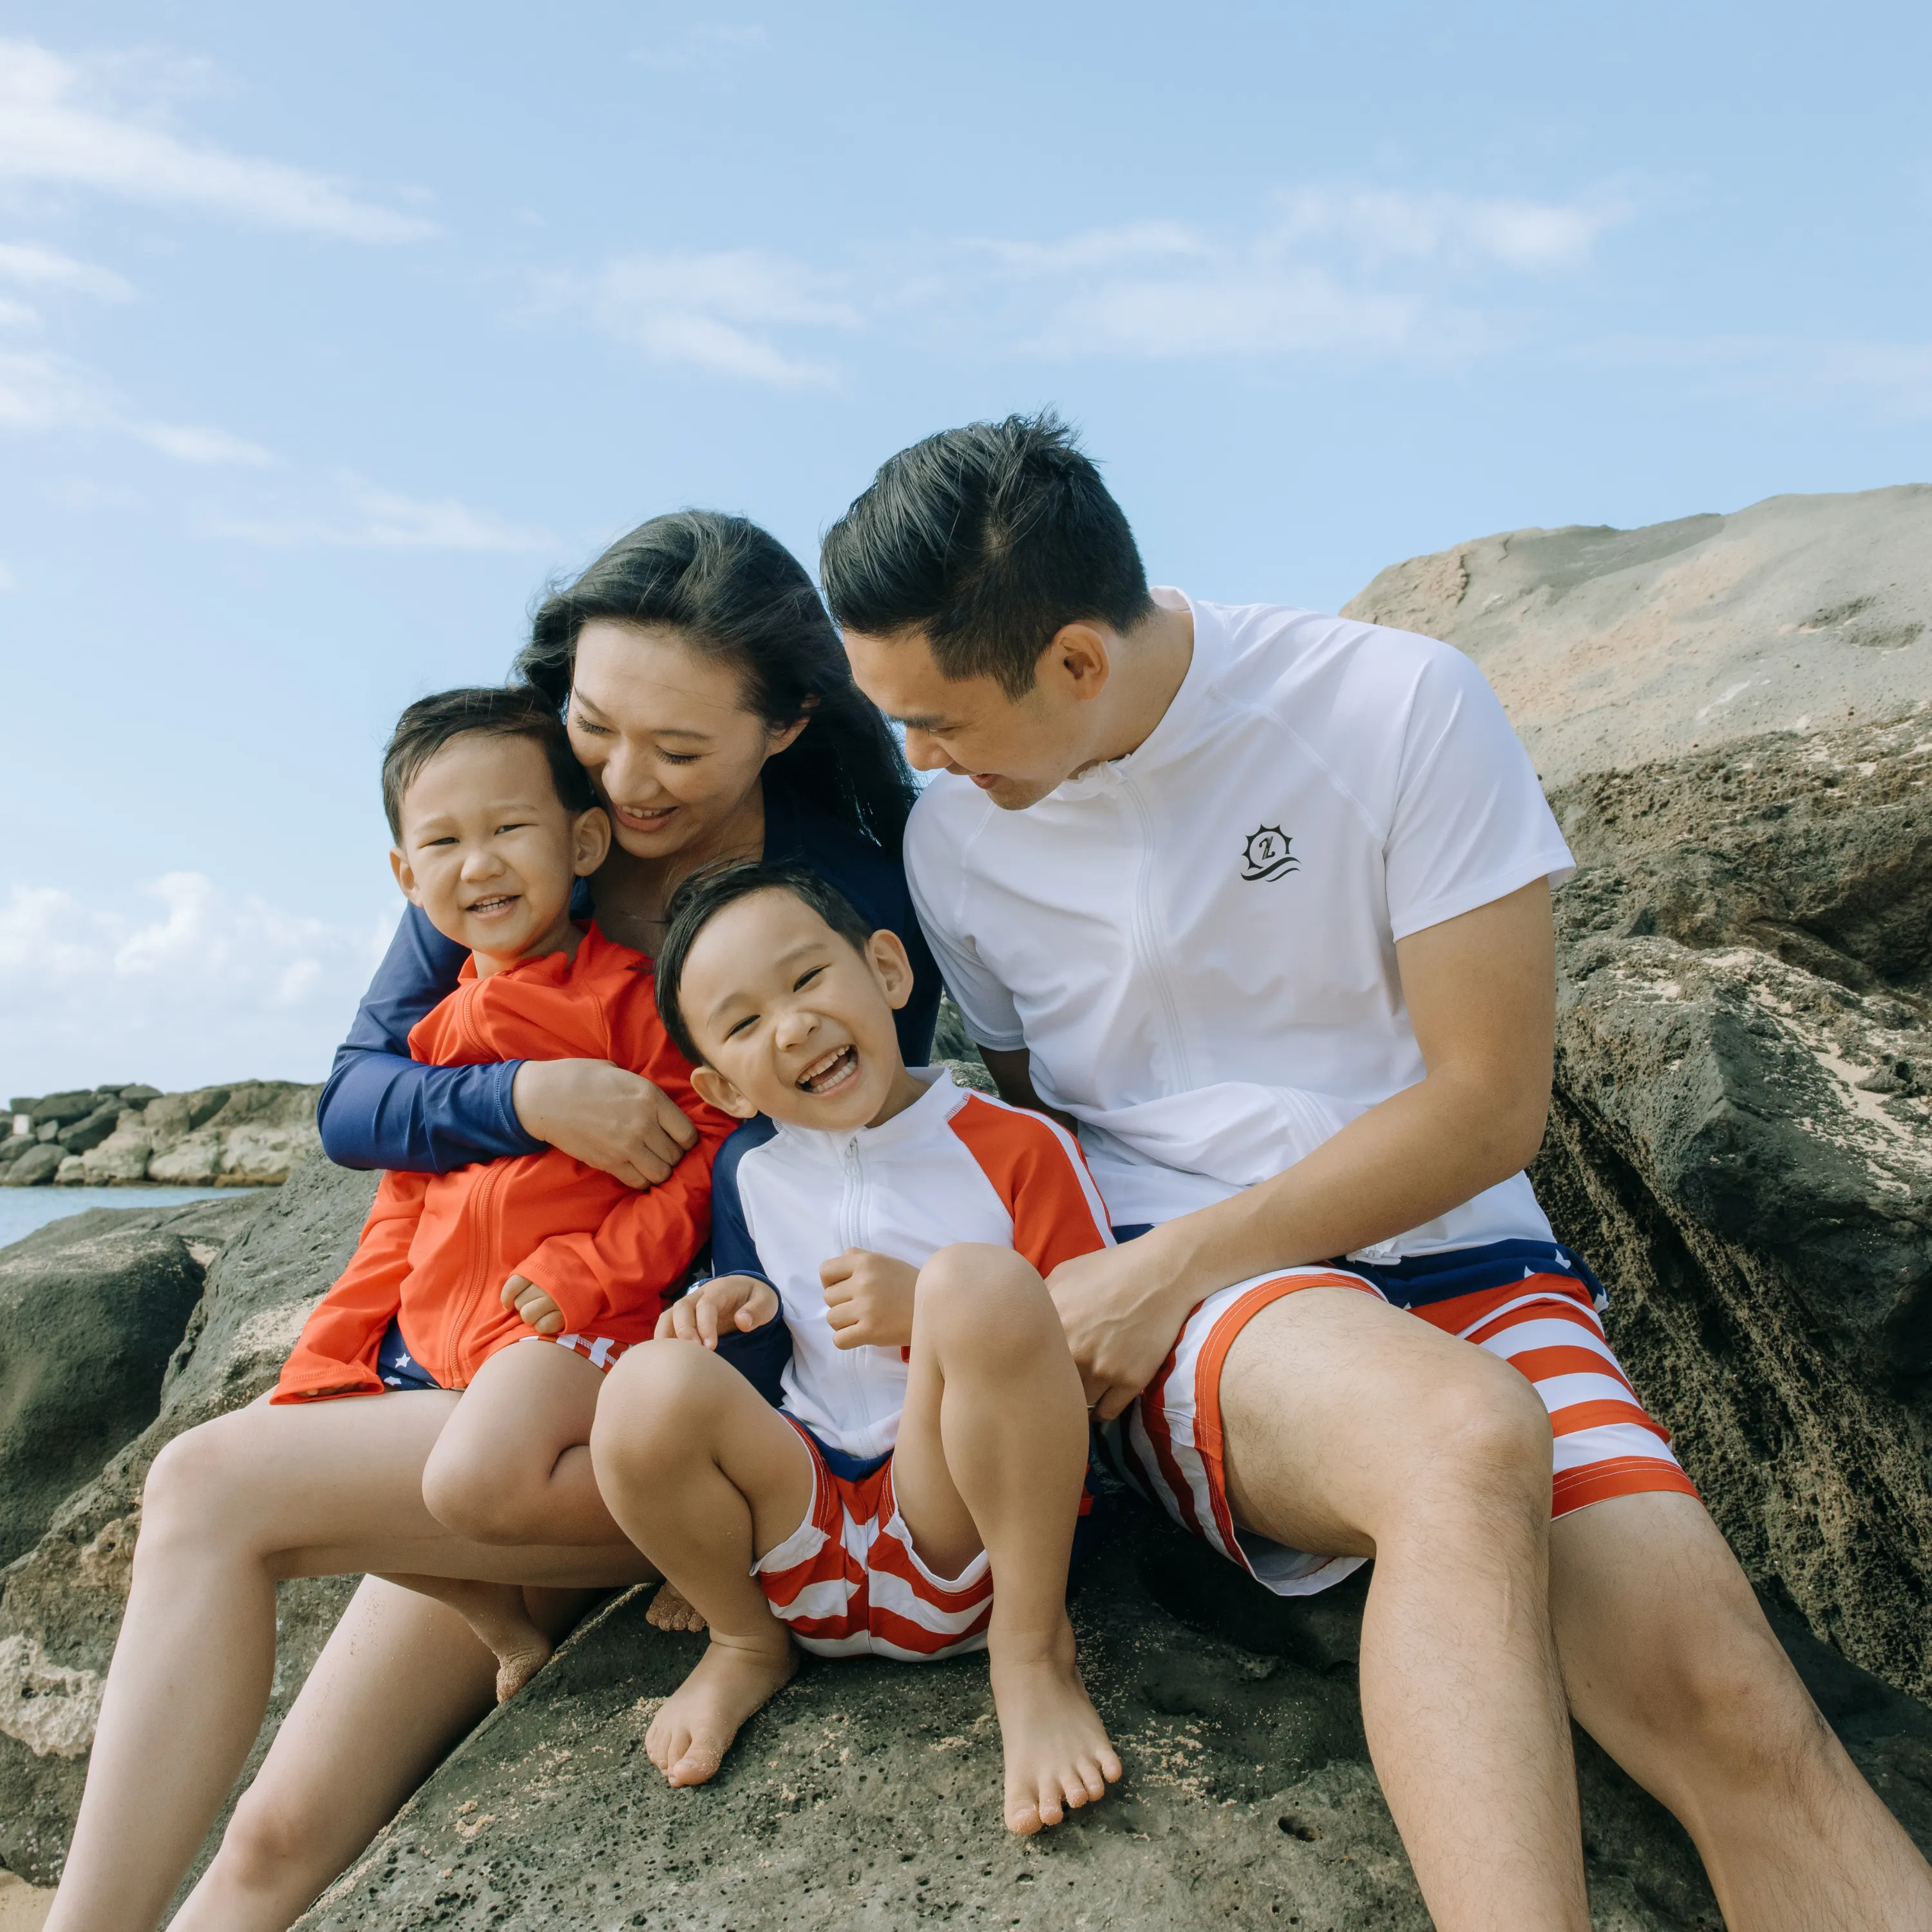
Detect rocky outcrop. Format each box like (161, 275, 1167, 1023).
(1347, 488, 1932, 1696)
(0, 1164, 373, 1886)
(0, 1082, 321, 1189)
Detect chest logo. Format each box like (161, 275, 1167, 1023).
(1240, 824, 1298, 882)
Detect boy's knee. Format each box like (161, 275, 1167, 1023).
(421, 1451, 529, 1546)
(916, 1244, 1046, 1329)
(590, 1340, 724, 1481)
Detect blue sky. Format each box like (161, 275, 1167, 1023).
(1, 1, 1927, 1096)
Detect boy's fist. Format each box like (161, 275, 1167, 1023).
(502, 1274, 564, 1335)
(657, 1273, 779, 1349)
(820, 1249, 918, 1350)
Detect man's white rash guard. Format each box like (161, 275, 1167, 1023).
(904, 589, 1577, 1260)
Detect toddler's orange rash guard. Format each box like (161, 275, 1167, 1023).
(275, 923, 734, 1402)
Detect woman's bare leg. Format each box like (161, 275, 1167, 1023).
(47, 1396, 650, 1932)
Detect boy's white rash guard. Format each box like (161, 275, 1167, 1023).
(904, 590, 1577, 1258)
(709, 1068, 1112, 1460)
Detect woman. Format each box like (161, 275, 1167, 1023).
(49, 513, 936, 1932)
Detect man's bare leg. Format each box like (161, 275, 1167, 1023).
(404, 1341, 623, 1698)
(169, 1578, 591, 1931)
(47, 1396, 651, 1932)
(590, 1342, 812, 1786)
(1549, 1490, 1932, 1930)
(892, 1244, 1121, 1835)
(1218, 1285, 1589, 1932)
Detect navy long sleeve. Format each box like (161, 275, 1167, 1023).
(706, 1116, 793, 1405)
(317, 780, 941, 1175)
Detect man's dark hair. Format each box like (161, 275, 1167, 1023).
(655, 862, 875, 1068)
(381, 686, 596, 840)
(819, 411, 1154, 699)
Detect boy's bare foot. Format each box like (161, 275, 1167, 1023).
(647, 1579, 708, 1633)
(647, 1633, 797, 1787)
(990, 1618, 1122, 1835)
(382, 1574, 554, 1703)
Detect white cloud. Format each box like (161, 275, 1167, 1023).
(0, 561, 15, 590)
(0, 345, 274, 463)
(211, 471, 558, 553)
(1580, 334, 1932, 422)
(630, 23, 770, 72)
(574, 249, 858, 384)
(0, 39, 434, 242)
(0, 873, 398, 1094)
(568, 184, 1623, 384)
(0, 239, 132, 299)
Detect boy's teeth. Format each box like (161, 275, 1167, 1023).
(799, 1046, 854, 1092)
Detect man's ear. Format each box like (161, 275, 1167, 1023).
(865, 928, 914, 1013)
(389, 848, 426, 907)
(1041, 621, 1112, 703)
(572, 806, 612, 878)
(691, 1063, 759, 1121)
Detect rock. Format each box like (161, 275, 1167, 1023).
(1349, 487, 1932, 1698)
(0, 1163, 373, 1886)
(6, 1101, 39, 1119)
(114, 1087, 161, 1106)
(1342, 484, 1932, 790)
(75, 1119, 153, 1187)
(24, 1097, 97, 1132)
(54, 1105, 122, 1156)
(0, 1146, 64, 1189)
(63, 1081, 323, 1188)
(50, 1160, 84, 1188)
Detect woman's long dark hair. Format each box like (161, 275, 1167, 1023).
(517, 511, 917, 855)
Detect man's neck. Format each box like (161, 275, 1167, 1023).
(1090, 597, 1195, 770)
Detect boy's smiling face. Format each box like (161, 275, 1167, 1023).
(391, 732, 609, 970)
(679, 888, 921, 1132)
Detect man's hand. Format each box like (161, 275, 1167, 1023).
(820, 1249, 919, 1351)
(1046, 1236, 1195, 1423)
(512, 1058, 700, 1189)
(656, 1274, 780, 1349)
(502, 1274, 565, 1336)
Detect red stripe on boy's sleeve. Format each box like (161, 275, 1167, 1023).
(945, 1093, 1113, 1278)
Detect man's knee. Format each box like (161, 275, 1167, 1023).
(1398, 1349, 1553, 1520)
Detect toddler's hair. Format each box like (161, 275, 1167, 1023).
(655, 862, 875, 1068)
(382, 686, 596, 840)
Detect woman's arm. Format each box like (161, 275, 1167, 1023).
(317, 903, 542, 1172)
(319, 905, 697, 1182)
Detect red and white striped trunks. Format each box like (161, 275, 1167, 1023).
(1106, 1265, 1697, 1598)
(752, 1416, 993, 1660)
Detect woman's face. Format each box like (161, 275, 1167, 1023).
(567, 620, 802, 861)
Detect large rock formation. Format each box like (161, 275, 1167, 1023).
(0, 1082, 322, 1189)
(1345, 484, 1932, 1694)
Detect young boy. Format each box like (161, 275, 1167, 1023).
(276, 686, 734, 1695)
(586, 861, 1124, 1836)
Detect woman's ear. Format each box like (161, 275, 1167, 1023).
(389, 848, 425, 907)
(865, 928, 914, 1013)
(573, 806, 612, 878)
(691, 1063, 758, 1121)
(764, 696, 817, 759)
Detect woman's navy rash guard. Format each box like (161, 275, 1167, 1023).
(317, 781, 943, 1173)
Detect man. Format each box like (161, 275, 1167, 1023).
(818, 413, 1932, 1931)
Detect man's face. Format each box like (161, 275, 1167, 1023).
(842, 629, 1086, 812)
(679, 889, 913, 1132)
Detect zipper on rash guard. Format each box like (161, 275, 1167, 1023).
(449, 1157, 513, 1383)
(1122, 775, 1193, 1094)
(837, 1139, 876, 1434)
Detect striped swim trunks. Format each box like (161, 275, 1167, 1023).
(1106, 1243, 1696, 1598)
(753, 1416, 994, 1661)
(374, 1320, 631, 1390)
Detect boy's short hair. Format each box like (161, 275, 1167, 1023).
(381, 686, 596, 840)
(819, 410, 1153, 699)
(656, 862, 876, 1068)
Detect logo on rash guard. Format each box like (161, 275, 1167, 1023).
(1240, 826, 1298, 882)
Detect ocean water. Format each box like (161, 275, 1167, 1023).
(0, 1185, 264, 1252)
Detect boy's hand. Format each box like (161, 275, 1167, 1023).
(820, 1249, 918, 1350)
(502, 1274, 565, 1336)
(656, 1274, 779, 1349)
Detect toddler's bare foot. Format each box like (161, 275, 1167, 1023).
(647, 1633, 796, 1788)
(382, 1574, 554, 1703)
(990, 1618, 1122, 1835)
(647, 1579, 708, 1633)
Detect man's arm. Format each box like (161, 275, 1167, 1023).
(977, 1048, 1077, 1135)
(1048, 877, 1556, 1419)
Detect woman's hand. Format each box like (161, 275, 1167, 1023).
(512, 1058, 699, 1189)
(657, 1274, 781, 1348)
